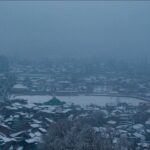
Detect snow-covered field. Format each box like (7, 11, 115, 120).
(11, 95, 145, 106)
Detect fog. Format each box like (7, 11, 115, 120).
(0, 1, 150, 61)
(1, 2, 150, 149)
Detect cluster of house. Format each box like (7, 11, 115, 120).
(10, 61, 150, 100)
(0, 97, 72, 150)
(0, 96, 150, 150)
(91, 102, 150, 150)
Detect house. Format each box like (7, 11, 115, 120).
(12, 84, 28, 94)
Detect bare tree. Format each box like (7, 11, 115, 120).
(39, 118, 113, 150)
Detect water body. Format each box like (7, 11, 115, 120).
(12, 95, 146, 106)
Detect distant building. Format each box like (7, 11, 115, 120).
(12, 84, 28, 94)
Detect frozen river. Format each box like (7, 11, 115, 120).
(11, 95, 146, 106)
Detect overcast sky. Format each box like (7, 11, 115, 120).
(0, 1, 150, 61)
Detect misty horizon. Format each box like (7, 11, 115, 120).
(0, 1, 150, 61)
(1, 2, 150, 149)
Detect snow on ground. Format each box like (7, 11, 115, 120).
(11, 95, 145, 106)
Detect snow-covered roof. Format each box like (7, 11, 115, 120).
(145, 120, 150, 125)
(0, 133, 16, 143)
(133, 132, 145, 140)
(133, 124, 144, 130)
(17, 147, 23, 150)
(45, 118, 55, 123)
(33, 119, 42, 124)
(26, 131, 42, 143)
(10, 131, 26, 138)
(93, 127, 107, 133)
(107, 120, 117, 125)
(30, 124, 40, 128)
(0, 124, 11, 130)
(13, 84, 28, 89)
(39, 128, 47, 133)
(62, 109, 72, 113)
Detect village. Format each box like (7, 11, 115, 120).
(10, 59, 150, 100)
(1, 57, 150, 149)
(1, 0, 150, 149)
(0, 96, 150, 149)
